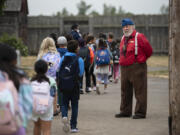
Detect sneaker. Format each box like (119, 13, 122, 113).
(80, 89, 84, 94)
(114, 78, 118, 83)
(109, 78, 113, 82)
(101, 80, 104, 84)
(93, 86, 96, 91)
(88, 87, 92, 91)
(71, 128, 79, 133)
(96, 86, 100, 95)
(62, 117, 70, 133)
(53, 110, 60, 116)
(104, 88, 108, 94)
(86, 87, 91, 93)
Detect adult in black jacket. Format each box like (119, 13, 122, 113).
(71, 24, 81, 41)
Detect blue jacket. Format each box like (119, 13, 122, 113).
(59, 52, 84, 77)
(57, 48, 68, 57)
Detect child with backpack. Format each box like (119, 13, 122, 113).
(0, 43, 33, 135)
(78, 38, 92, 94)
(37, 37, 61, 116)
(31, 59, 57, 135)
(95, 38, 111, 94)
(111, 41, 120, 83)
(56, 36, 68, 112)
(86, 35, 97, 91)
(57, 40, 84, 133)
(57, 36, 68, 57)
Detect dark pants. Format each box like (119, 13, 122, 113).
(59, 91, 63, 111)
(61, 93, 79, 129)
(120, 63, 147, 116)
(80, 66, 91, 91)
(89, 63, 96, 86)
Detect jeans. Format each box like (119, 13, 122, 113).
(59, 91, 64, 111)
(96, 73, 108, 84)
(79, 66, 91, 90)
(61, 93, 79, 129)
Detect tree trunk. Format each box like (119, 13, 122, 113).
(169, 0, 180, 135)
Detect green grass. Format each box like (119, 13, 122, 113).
(147, 55, 168, 78)
(21, 55, 169, 78)
(148, 70, 168, 78)
(147, 55, 168, 67)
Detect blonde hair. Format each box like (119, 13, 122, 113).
(37, 37, 58, 59)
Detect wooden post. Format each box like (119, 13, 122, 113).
(16, 50, 21, 67)
(89, 15, 94, 34)
(169, 0, 180, 134)
(59, 16, 64, 35)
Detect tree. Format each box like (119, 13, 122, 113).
(77, 0, 91, 16)
(117, 6, 126, 15)
(56, 11, 61, 17)
(169, 0, 180, 135)
(0, 0, 6, 15)
(103, 4, 116, 16)
(62, 8, 69, 16)
(160, 4, 169, 14)
(89, 10, 100, 16)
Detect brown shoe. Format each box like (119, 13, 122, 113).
(115, 113, 131, 118)
(132, 115, 146, 119)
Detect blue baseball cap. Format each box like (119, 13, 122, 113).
(121, 18, 134, 27)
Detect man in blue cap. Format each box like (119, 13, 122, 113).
(115, 18, 153, 119)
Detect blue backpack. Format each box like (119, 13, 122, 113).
(57, 56, 79, 93)
(96, 49, 110, 66)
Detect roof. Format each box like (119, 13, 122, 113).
(3, 0, 28, 14)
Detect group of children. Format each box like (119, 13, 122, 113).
(0, 30, 120, 135)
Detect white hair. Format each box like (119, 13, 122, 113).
(123, 25, 135, 37)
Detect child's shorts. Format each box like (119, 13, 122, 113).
(96, 73, 108, 84)
(31, 106, 53, 122)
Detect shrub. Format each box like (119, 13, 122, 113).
(0, 33, 28, 56)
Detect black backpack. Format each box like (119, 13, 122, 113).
(112, 48, 120, 64)
(78, 46, 90, 68)
(57, 56, 79, 94)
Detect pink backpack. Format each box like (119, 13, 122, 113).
(0, 72, 21, 134)
(31, 81, 53, 114)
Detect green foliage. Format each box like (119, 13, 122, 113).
(89, 10, 100, 16)
(0, 0, 6, 15)
(103, 4, 128, 16)
(0, 34, 28, 56)
(77, 0, 91, 16)
(117, 6, 126, 15)
(160, 4, 169, 14)
(62, 8, 69, 16)
(103, 4, 116, 16)
(55, 8, 69, 17)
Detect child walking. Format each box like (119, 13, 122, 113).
(95, 38, 111, 94)
(86, 35, 97, 91)
(111, 41, 120, 83)
(37, 37, 61, 116)
(31, 60, 57, 135)
(0, 43, 33, 135)
(57, 40, 84, 133)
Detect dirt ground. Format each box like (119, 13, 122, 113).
(27, 77, 169, 135)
